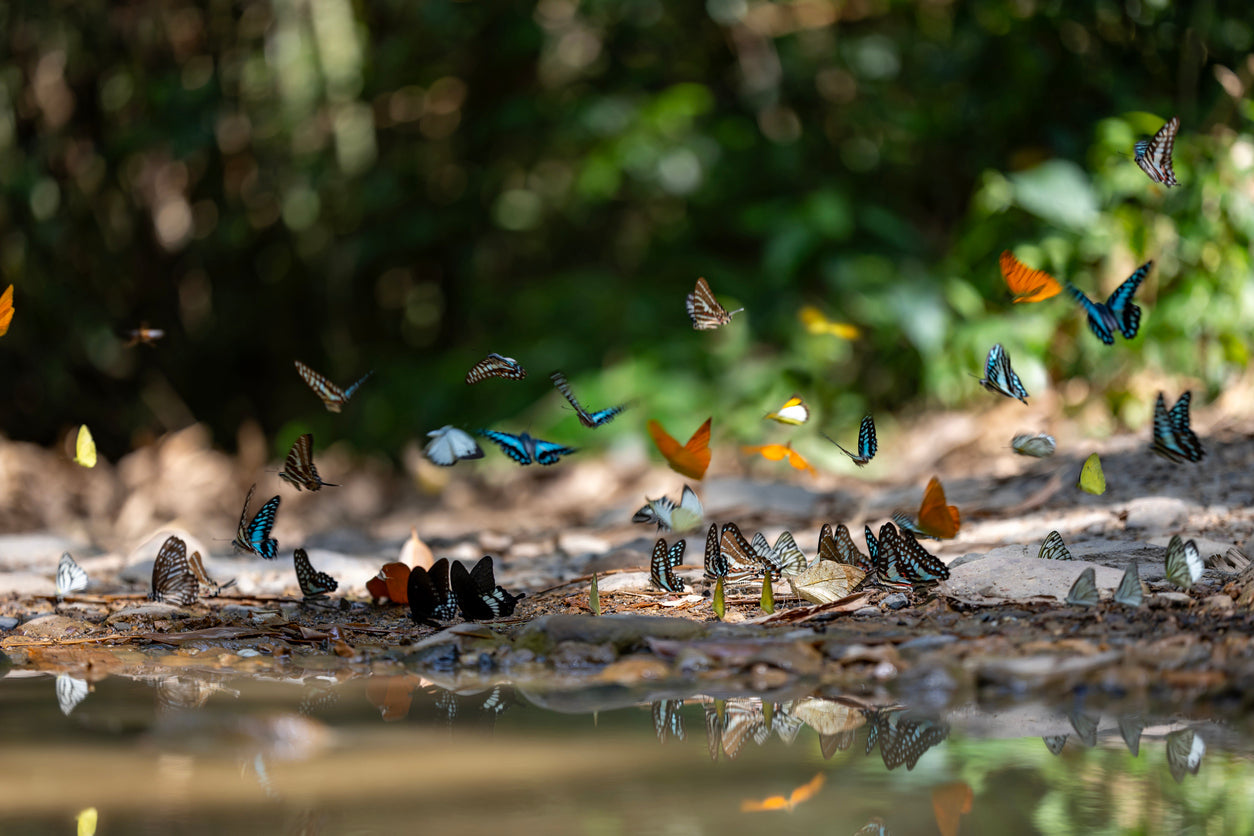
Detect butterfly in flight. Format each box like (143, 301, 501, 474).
(647, 417, 711, 480)
(278, 433, 338, 491)
(999, 251, 1062, 304)
(751, 530, 809, 577)
(822, 414, 877, 467)
(702, 523, 728, 579)
(649, 537, 687, 592)
(979, 344, 1028, 404)
(1113, 561, 1143, 607)
(1012, 433, 1056, 458)
(424, 425, 484, 466)
(0, 284, 13, 337)
(764, 395, 810, 426)
(798, 306, 860, 339)
(450, 556, 525, 620)
(73, 425, 97, 468)
(408, 558, 459, 625)
(741, 442, 817, 477)
(56, 552, 89, 599)
(1064, 261, 1153, 345)
(123, 324, 165, 347)
(1134, 116, 1180, 187)
(465, 353, 527, 384)
(1151, 391, 1204, 464)
(188, 549, 234, 596)
(632, 484, 703, 533)
(1037, 531, 1073, 560)
(686, 277, 743, 330)
(148, 535, 200, 606)
(1065, 566, 1099, 606)
(294, 360, 373, 413)
(893, 476, 960, 539)
(550, 371, 627, 428)
(1078, 452, 1106, 495)
(233, 484, 280, 560)
(293, 548, 338, 599)
(477, 430, 577, 466)
(818, 523, 874, 574)
(1165, 534, 1203, 589)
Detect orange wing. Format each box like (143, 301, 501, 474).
(742, 442, 817, 477)
(931, 781, 974, 836)
(0, 285, 13, 336)
(1000, 251, 1061, 303)
(366, 562, 411, 603)
(648, 418, 712, 480)
(917, 476, 960, 538)
(740, 773, 825, 813)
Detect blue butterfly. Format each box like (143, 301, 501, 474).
(1064, 261, 1153, 345)
(871, 523, 913, 590)
(1151, 391, 1204, 463)
(979, 343, 1028, 404)
(233, 484, 280, 559)
(550, 371, 628, 428)
(823, 414, 877, 466)
(477, 430, 577, 466)
(895, 527, 950, 583)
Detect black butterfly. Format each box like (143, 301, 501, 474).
(1151, 391, 1204, 464)
(278, 433, 338, 492)
(650, 537, 686, 592)
(407, 558, 458, 626)
(702, 522, 728, 579)
(451, 556, 525, 620)
(294, 548, 337, 599)
(148, 535, 199, 605)
(895, 528, 950, 584)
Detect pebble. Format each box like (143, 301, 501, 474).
(1203, 594, 1235, 611)
(478, 531, 513, 553)
(556, 531, 611, 556)
(882, 593, 910, 610)
(1124, 496, 1188, 530)
(0, 616, 18, 630)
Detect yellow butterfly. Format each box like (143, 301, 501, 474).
(764, 395, 810, 425)
(73, 425, 97, 468)
(1078, 453, 1105, 495)
(798, 306, 860, 339)
(77, 808, 98, 836)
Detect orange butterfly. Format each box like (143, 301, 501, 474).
(365, 562, 411, 603)
(894, 476, 960, 539)
(648, 417, 712, 480)
(741, 442, 817, 477)
(740, 773, 826, 813)
(0, 285, 14, 336)
(1000, 251, 1062, 303)
(931, 781, 974, 836)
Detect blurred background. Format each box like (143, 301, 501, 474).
(1, 0, 1252, 464)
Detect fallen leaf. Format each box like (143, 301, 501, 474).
(789, 561, 866, 604)
(399, 527, 435, 570)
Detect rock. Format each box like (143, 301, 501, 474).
(556, 531, 611, 556)
(1202, 594, 1234, 611)
(1124, 497, 1189, 530)
(883, 593, 910, 610)
(0, 617, 17, 630)
(478, 531, 513, 553)
(853, 607, 880, 617)
(13, 614, 93, 640)
(1153, 591, 1194, 606)
(946, 555, 1125, 603)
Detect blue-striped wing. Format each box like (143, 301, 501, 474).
(652, 699, 686, 742)
(293, 548, 338, 599)
(703, 523, 728, 579)
(233, 485, 280, 560)
(650, 537, 686, 592)
(1064, 283, 1118, 345)
(149, 536, 199, 605)
(979, 343, 1029, 404)
(1107, 261, 1152, 340)
(476, 429, 534, 464)
(891, 512, 939, 541)
(895, 528, 950, 583)
(550, 371, 628, 428)
(1151, 391, 1204, 463)
(1134, 117, 1180, 187)
(873, 523, 914, 590)
(295, 361, 371, 413)
(824, 414, 877, 466)
(533, 437, 578, 465)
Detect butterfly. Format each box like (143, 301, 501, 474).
(999, 251, 1062, 303)
(148, 535, 200, 605)
(56, 673, 89, 717)
(278, 433, 338, 491)
(879, 714, 950, 771)
(764, 395, 810, 425)
(1012, 433, 1056, 458)
(423, 425, 484, 466)
(73, 425, 97, 468)
(1151, 391, 1204, 463)
(1070, 711, 1099, 747)
(893, 477, 960, 540)
(294, 360, 373, 413)
(979, 343, 1028, 404)
(1065, 567, 1099, 606)
(1037, 531, 1074, 560)
(1118, 715, 1145, 757)
(465, 353, 526, 384)
(798, 305, 860, 339)
(817, 523, 874, 574)
(822, 414, 877, 466)
(751, 530, 809, 577)
(698, 524, 729, 583)
(0, 284, 13, 336)
(550, 371, 627, 428)
(632, 485, 703, 533)
(1064, 261, 1152, 345)
(56, 552, 89, 599)
(232, 484, 280, 560)
(1134, 116, 1180, 187)
(720, 522, 770, 580)
(294, 548, 338, 599)
(652, 699, 686, 742)
(649, 537, 687, 592)
(1079, 453, 1106, 495)
(408, 557, 459, 625)
(741, 442, 817, 477)
(895, 528, 950, 583)
(1042, 735, 1068, 756)
(686, 277, 743, 330)
(740, 773, 826, 813)
(647, 417, 711, 480)
(871, 523, 915, 590)
(1113, 561, 1143, 607)
(852, 819, 890, 836)
(123, 324, 165, 347)
(450, 556, 525, 620)
(477, 430, 577, 466)
(188, 549, 234, 596)
(1165, 534, 1203, 589)
(1165, 728, 1205, 783)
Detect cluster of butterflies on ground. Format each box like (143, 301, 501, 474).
(1045, 530, 1204, 609)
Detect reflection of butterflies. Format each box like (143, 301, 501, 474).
(1165, 534, 1203, 589)
(1134, 116, 1180, 187)
(279, 434, 338, 491)
(1037, 531, 1073, 560)
(1012, 433, 1056, 457)
(56, 673, 89, 717)
(650, 537, 686, 592)
(652, 699, 686, 742)
(895, 528, 950, 583)
(294, 548, 338, 599)
(721, 699, 768, 760)
(818, 523, 874, 574)
(979, 343, 1028, 404)
(1113, 561, 1143, 607)
(720, 522, 769, 580)
(1065, 567, 1099, 606)
(647, 418, 711, 480)
(1166, 729, 1205, 783)
(702, 523, 728, 579)
(232, 484, 280, 560)
(294, 360, 372, 412)
(188, 549, 234, 597)
(704, 702, 723, 761)
(465, 353, 526, 384)
(0, 284, 14, 336)
(73, 425, 97, 468)
(632, 485, 703, 533)
(1042, 735, 1068, 755)
(866, 709, 950, 771)
(751, 530, 809, 577)
(823, 415, 877, 467)
(893, 477, 960, 539)
(853, 819, 889, 836)
(148, 536, 200, 605)
(477, 430, 577, 466)
(1073, 712, 1100, 748)
(424, 425, 485, 466)
(764, 395, 810, 425)
(1078, 453, 1106, 495)
(740, 773, 826, 813)
(550, 371, 627, 428)
(451, 556, 524, 620)
(408, 558, 458, 625)
(741, 442, 817, 477)
(56, 552, 89, 599)
(1064, 262, 1152, 345)
(1118, 715, 1144, 757)
(1000, 250, 1062, 303)
(1151, 391, 1204, 464)
(686, 277, 743, 330)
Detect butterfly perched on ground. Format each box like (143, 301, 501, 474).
(1064, 261, 1153, 345)
(741, 442, 817, 477)
(0, 284, 13, 337)
(294, 360, 373, 413)
(632, 485, 703, 533)
(1037, 531, 1074, 560)
(702, 523, 728, 579)
(893, 477, 960, 539)
(1012, 433, 1056, 457)
(408, 558, 459, 625)
(686, 277, 743, 330)
(751, 530, 809, 577)
(123, 324, 165, 347)
(424, 425, 484, 466)
(1165, 534, 1203, 589)
(1134, 116, 1180, 187)
(764, 395, 810, 425)
(278, 433, 338, 491)
(979, 343, 1029, 404)
(1151, 391, 1204, 463)
(148, 536, 200, 605)
(648, 418, 711, 480)
(1114, 561, 1143, 607)
(818, 523, 875, 574)
(73, 425, 96, 468)
(999, 251, 1062, 303)
(822, 414, 877, 466)
(293, 548, 338, 599)
(895, 527, 950, 583)
(477, 430, 577, 466)
(1079, 453, 1106, 495)
(649, 537, 686, 592)
(232, 484, 280, 560)
(869, 523, 916, 590)
(450, 556, 524, 620)
(188, 549, 234, 596)
(720, 522, 772, 580)
(1065, 567, 1099, 606)
(550, 371, 627, 428)
(465, 353, 527, 384)
(56, 552, 89, 599)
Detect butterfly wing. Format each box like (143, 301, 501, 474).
(770, 531, 809, 576)
(425, 425, 485, 466)
(1065, 567, 1099, 606)
(1037, 531, 1073, 560)
(1106, 261, 1151, 340)
(669, 485, 704, 533)
(648, 418, 711, 480)
(824, 415, 877, 467)
(979, 344, 1029, 404)
(1113, 561, 1143, 607)
(1012, 433, 1056, 457)
(686, 278, 741, 330)
(873, 523, 914, 590)
(233, 484, 257, 554)
(1152, 391, 1204, 463)
(74, 425, 97, 468)
(56, 552, 89, 598)
(765, 395, 810, 426)
(1064, 283, 1117, 345)
(702, 523, 728, 579)
(247, 495, 281, 560)
(149, 536, 199, 605)
(1042, 735, 1068, 755)
(1134, 117, 1180, 187)
(477, 430, 534, 465)
(295, 361, 348, 412)
(1079, 453, 1106, 495)
(914, 477, 960, 539)
(720, 522, 762, 580)
(466, 353, 527, 384)
(999, 251, 1062, 303)
(1165, 535, 1203, 589)
(0, 284, 13, 336)
(294, 548, 338, 598)
(895, 529, 950, 583)
(280, 433, 338, 491)
(532, 437, 578, 466)
(824, 523, 873, 574)
(650, 538, 686, 592)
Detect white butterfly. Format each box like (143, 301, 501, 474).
(56, 552, 89, 599)
(1165, 534, 1203, 589)
(56, 673, 89, 716)
(424, 425, 485, 467)
(632, 485, 703, 533)
(1011, 433, 1056, 458)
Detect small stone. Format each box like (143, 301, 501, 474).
(0, 617, 18, 630)
(478, 531, 513, 553)
(1124, 497, 1188, 530)
(556, 531, 611, 556)
(1153, 591, 1194, 606)
(509, 541, 549, 560)
(882, 593, 910, 610)
(853, 606, 880, 617)
(1202, 594, 1234, 611)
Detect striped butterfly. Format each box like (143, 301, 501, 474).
(56, 552, 89, 599)
(750, 530, 809, 577)
(233, 484, 280, 560)
(764, 395, 810, 426)
(878, 713, 949, 771)
(649, 537, 687, 592)
(188, 550, 235, 596)
(1064, 261, 1152, 345)
(979, 343, 1029, 404)
(648, 418, 712, 480)
(720, 522, 768, 580)
(477, 430, 577, 466)
(465, 352, 527, 384)
(895, 528, 950, 583)
(424, 425, 485, 466)
(872, 523, 915, 591)
(1012, 433, 1056, 458)
(148, 535, 200, 605)
(294, 360, 373, 413)
(720, 699, 769, 760)
(703, 523, 728, 579)
(450, 556, 525, 620)
(632, 485, 703, 533)
(1065, 567, 1099, 606)
(704, 702, 723, 761)
(56, 673, 89, 717)
(999, 251, 1062, 304)
(1165, 729, 1205, 783)
(686, 277, 743, 330)
(822, 415, 877, 467)
(0, 284, 13, 336)
(1113, 561, 1143, 607)
(279, 433, 338, 492)
(550, 371, 627, 428)
(1151, 391, 1204, 464)
(893, 476, 960, 540)
(652, 699, 686, 742)
(408, 557, 458, 625)
(293, 548, 338, 599)
(1134, 116, 1180, 187)
(1165, 534, 1203, 589)
(818, 523, 874, 574)
(1037, 531, 1073, 560)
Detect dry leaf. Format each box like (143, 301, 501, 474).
(788, 561, 866, 604)
(400, 527, 435, 570)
